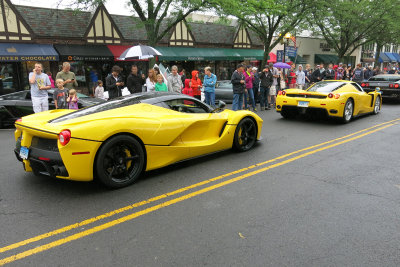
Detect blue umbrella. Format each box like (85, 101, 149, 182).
(273, 62, 291, 69)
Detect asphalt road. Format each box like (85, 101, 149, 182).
(1, 101, 400, 266)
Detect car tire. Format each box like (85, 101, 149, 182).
(342, 99, 353, 123)
(373, 96, 381, 115)
(95, 135, 145, 188)
(233, 117, 257, 152)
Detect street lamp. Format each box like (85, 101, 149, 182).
(282, 32, 292, 63)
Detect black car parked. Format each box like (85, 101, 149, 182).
(0, 90, 105, 128)
(362, 74, 400, 99)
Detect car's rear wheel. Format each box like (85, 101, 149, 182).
(233, 117, 257, 152)
(96, 135, 145, 188)
(342, 99, 353, 123)
(373, 96, 381, 115)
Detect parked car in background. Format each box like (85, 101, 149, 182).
(215, 80, 233, 103)
(0, 90, 105, 128)
(362, 74, 400, 99)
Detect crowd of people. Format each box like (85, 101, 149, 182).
(28, 60, 396, 114)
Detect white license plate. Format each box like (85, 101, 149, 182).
(297, 101, 309, 107)
(20, 146, 29, 160)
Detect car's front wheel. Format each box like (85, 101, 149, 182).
(95, 135, 145, 188)
(233, 117, 257, 152)
(373, 96, 381, 115)
(342, 99, 353, 123)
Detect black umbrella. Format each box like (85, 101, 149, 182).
(118, 44, 162, 60)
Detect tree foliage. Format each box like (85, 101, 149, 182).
(310, 0, 400, 61)
(216, 0, 312, 66)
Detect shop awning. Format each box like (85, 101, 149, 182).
(54, 45, 114, 61)
(378, 53, 390, 63)
(0, 43, 59, 62)
(289, 55, 306, 64)
(155, 47, 264, 61)
(393, 53, 400, 62)
(314, 54, 339, 64)
(385, 52, 399, 62)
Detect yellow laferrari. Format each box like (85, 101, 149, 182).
(14, 92, 263, 188)
(276, 81, 381, 123)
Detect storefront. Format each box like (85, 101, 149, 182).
(155, 47, 264, 80)
(54, 44, 114, 95)
(0, 43, 59, 95)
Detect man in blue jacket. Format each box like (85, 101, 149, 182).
(203, 66, 217, 107)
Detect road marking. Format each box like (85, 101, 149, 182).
(0, 118, 399, 255)
(1, 118, 399, 256)
(0, 122, 396, 265)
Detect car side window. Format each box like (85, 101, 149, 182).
(164, 99, 209, 113)
(352, 83, 364, 92)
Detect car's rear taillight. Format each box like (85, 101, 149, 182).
(59, 130, 71, 146)
(328, 93, 334, 98)
(334, 94, 341, 99)
(15, 118, 22, 123)
(395, 84, 399, 88)
(281, 90, 286, 95)
(278, 91, 282, 95)
(366, 83, 369, 87)
(389, 84, 394, 88)
(361, 83, 366, 87)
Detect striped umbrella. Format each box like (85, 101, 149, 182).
(118, 45, 162, 60)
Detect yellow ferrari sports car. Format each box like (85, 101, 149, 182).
(276, 80, 381, 123)
(14, 92, 263, 188)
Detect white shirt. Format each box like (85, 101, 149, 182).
(146, 77, 155, 92)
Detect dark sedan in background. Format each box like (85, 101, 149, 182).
(362, 74, 400, 99)
(0, 90, 105, 128)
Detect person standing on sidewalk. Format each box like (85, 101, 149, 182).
(243, 65, 256, 111)
(126, 65, 145, 94)
(56, 62, 78, 90)
(352, 64, 364, 84)
(190, 70, 202, 100)
(105, 65, 124, 99)
(29, 62, 51, 113)
(259, 65, 273, 110)
(203, 66, 217, 107)
(167, 65, 183, 93)
(231, 64, 246, 111)
(295, 65, 306, 89)
(252, 67, 260, 106)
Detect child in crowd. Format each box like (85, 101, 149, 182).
(155, 74, 168, 92)
(182, 79, 193, 97)
(67, 89, 79, 110)
(94, 80, 104, 99)
(53, 78, 68, 109)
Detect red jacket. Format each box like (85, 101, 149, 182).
(182, 79, 193, 96)
(190, 70, 202, 96)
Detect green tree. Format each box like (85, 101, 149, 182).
(74, 0, 218, 46)
(310, 0, 400, 63)
(216, 0, 312, 66)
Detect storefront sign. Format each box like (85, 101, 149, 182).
(285, 46, 297, 57)
(187, 56, 205, 61)
(277, 50, 284, 62)
(63, 55, 113, 61)
(0, 55, 58, 62)
(243, 57, 257, 61)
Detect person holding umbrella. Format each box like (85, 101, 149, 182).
(106, 65, 124, 99)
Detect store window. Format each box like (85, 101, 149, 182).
(0, 63, 17, 95)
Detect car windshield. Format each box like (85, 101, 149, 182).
(368, 75, 400, 82)
(49, 94, 158, 123)
(306, 81, 346, 93)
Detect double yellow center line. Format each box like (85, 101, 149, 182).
(1, 118, 399, 265)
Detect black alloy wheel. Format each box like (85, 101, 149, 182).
(233, 117, 257, 152)
(96, 135, 145, 188)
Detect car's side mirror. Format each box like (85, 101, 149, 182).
(218, 100, 226, 109)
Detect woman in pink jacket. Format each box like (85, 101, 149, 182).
(243, 65, 256, 111)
